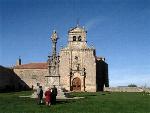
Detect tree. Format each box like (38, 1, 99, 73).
(128, 84, 137, 87)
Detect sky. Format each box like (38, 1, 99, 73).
(1, 0, 150, 87)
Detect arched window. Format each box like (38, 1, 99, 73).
(73, 36, 76, 41)
(78, 36, 82, 41)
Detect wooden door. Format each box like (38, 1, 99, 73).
(72, 77, 81, 91)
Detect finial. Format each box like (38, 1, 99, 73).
(51, 30, 58, 41)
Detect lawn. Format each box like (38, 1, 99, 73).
(0, 91, 150, 113)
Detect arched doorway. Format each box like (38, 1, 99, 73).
(72, 77, 81, 91)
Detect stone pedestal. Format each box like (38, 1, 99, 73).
(45, 76, 60, 87)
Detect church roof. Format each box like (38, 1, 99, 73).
(14, 63, 48, 69)
(68, 25, 86, 33)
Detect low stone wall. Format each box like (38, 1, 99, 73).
(142, 88, 150, 93)
(104, 87, 144, 92)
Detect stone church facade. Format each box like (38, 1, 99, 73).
(13, 25, 109, 92)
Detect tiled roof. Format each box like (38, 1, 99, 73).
(14, 63, 48, 69)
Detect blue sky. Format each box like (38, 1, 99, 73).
(1, 0, 150, 87)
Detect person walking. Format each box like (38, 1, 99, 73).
(37, 86, 43, 105)
(45, 87, 52, 106)
(51, 85, 57, 105)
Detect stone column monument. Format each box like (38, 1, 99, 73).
(44, 30, 68, 99)
(45, 30, 60, 87)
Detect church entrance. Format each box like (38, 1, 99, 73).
(72, 77, 81, 91)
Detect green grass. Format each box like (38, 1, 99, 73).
(0, 91, 150, 113)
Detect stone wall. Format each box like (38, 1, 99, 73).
(104, 87, 144, 92)
(59, 48, 97, 92)
(14, 69, 48, 89)
(96, 58, 109, 91)
(0, 66, 30, 92)
(83, 49, 96, 92)
(59, 49, 70, 90)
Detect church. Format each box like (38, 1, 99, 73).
(13, 25, 109, 92)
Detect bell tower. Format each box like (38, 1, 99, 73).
(68, 25, 87, 49)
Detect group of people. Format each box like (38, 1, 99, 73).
(37, 85, 57, 106)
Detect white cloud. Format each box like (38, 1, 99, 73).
(85, 17, 104, 30)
